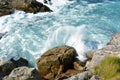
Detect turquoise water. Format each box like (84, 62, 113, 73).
(0, 0, 120, 66)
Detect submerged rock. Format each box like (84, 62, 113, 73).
(0, 32, 7, 39)
(0, 0, 52, 16)
(3, 66, 41, 80)
(37, 45, 84, 80)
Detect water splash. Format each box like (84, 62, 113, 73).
(0, 0, 120, 66)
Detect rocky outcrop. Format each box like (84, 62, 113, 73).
(0, 57, 28, 79)
(64, 71, 92, 80)
(37, 45, 84, 80)
(85, 32, 120, 71)
(3, 66, 41, 80)
(0, 0, 52, 16)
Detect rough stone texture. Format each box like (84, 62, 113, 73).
(3, 66, 41, 80)
(0, 0, 52, 16)
(107, 32, 120, 45)
(86, 51, 94, 60)
(0, 57, 28, 80)
(37, 45, 84, 80)
(64, 71, 92, 80)
(90, 75, 103, 80)
(86, 32, 120, 71)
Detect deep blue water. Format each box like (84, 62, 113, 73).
(0, 0, 120, 66)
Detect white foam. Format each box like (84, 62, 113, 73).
(40, 25, 87, 61)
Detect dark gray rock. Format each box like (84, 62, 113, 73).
(10, 57, 28, 67)
(0, 60, 15, 80)
(0, 57, 28, 79)
(0, 32, 7, 39)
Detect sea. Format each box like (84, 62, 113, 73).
(0, 0, 120, 66)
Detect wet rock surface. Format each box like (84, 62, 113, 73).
(0, 0, 52, 16)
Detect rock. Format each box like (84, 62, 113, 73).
(107, 32, 120, 45)
(85, 50, 109, 71)
(86, 32, 120, 71)
(10, 57, 28, 67)
(44, 0, 52, 5)
(86, 51, 94, 60)
(0, 57, 28, 79)
(64, 71, 92, 80)
(90, 75, 103, 80)
(0, 32, 7, 39)
(0, 60, 15, 80)
(0, 0, 52, 16)
(37, 45, 81, 80)
(3, 66, 41, 80)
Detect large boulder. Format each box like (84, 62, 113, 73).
(3, 66, 41, 80)
(0, 0, 52, 16)
(37, 45, 84, 80)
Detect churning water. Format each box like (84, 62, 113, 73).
(0, 0, 120, 66)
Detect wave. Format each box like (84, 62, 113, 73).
(0, 0, 120, 66)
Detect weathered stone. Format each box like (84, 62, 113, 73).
(90, 75, 104, 80)
(37, 45, 78, 80)
(3, 66, 41, 80)
(0, 0, 52, 16)
(107, 32, 120, 45)
(0, 57, 28, 79)
(73, 62, 84, 71)
(86, 51, 94, 60)
(64, 71, 92, 80)
(86, 32, 120, 71)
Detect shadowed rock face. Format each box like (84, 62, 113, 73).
(0, 0, 52, 16)
(0, 58, 28, 80)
